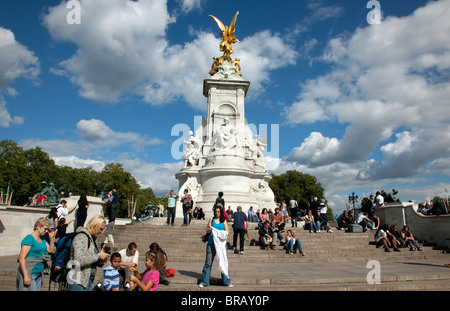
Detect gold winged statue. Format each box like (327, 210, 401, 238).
(209, 11, 242, 76)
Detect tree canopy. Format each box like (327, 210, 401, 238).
(269, 170, 326, 210)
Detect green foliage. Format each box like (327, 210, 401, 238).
(0, 139, 162, 218)
(269, 170, 326, 211)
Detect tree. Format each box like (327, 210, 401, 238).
(98, 163, 140, 218)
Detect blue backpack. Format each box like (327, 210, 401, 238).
(50, 231, 90, 283)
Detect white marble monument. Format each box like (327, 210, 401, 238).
(175, 12, 276, 218)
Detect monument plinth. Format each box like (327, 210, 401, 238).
(175, 12, 276, 218)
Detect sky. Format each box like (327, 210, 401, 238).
(1, 0, 450, 215)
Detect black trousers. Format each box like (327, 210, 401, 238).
(233, 228, 246, 252)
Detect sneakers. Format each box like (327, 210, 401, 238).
(198, 283, 205, 288)
(226, 284, 234, 288)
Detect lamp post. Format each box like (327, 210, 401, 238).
(348, 192, 359, 216)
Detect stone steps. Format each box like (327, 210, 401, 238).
(1, 217, 449, 291)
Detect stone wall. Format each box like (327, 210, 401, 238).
(0, 196, 105, 256)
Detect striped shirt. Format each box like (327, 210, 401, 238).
(103, 265, 120, 291)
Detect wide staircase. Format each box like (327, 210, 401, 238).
(1, 217, 449, 291)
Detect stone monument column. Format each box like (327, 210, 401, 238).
(175, 12, 276, 219)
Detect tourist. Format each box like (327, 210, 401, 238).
(258, 208, 269, 229)
(231, 205, 248, 254)
(149, 242, 170, 285)
(280, 200, 288, 221)
(389, 225, 405, 248)
(45, 207, 59, 241)
(374, 224, 400, 252)
(180, 189, 190, 226)
(17, 217, 56, 291)
(310, 197, 320, 216)
(316, 210, 332, 233)
(285, 229, 305, 255)
(56, 199, 69, 219)
(271, 207, 285, 242)
(111, 188, 119, 220)
(55, 217, 74, 241)
(103, 190, 113, 220)
(214, 191, 225, 208)
(337, 210, 350, 230)
(305, 210, 318, 233)
(75, 193, 89, 229)
(401, 226, 422, 251)
(119, 242, 139, 268)
(226, 206, 234, 221)
(247, 206, 254, 222)
(357, 211, 374, 231)
(258, 220, 277, 250)
(371, 191, 384, 215)
(67, 215, 110, 291)
(165, 190, 178, 226)
(103, 252, 121, 291)
(199, 206, 232, 288)
(118, 242, 139, 289)
(193, 206, 205, 220)
(101, 216, 116, 251)
(130, 250, 166, 291)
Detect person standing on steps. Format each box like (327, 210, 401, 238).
(165, 190, 178, 226)
(199, 206, 233, 288)
(231, 205, 248, 255)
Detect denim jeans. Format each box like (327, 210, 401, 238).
(308, 222, 318, 232)
(67, 275, 94, 291)
(287, 238, 303, 253)
(31, 273, 42, 291)
(200, 243, 230, 286)
(183, 211, 189, 225)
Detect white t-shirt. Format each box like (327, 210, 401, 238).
(375, 229, 387, 242)
(118, 248, 139, 266)
(56, 204, 68, 219)
(375, 195, 384, 206)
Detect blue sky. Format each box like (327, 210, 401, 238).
(1, 0, 449, 215)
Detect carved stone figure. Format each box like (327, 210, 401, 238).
(183, 131, 201, 167)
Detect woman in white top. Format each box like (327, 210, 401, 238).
(375, 224, 400, 252)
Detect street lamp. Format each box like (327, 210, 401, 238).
(348, 192, 359, 215)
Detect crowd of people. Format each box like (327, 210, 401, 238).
(17, 189, 173, 292)
(16, 188, 443, 291)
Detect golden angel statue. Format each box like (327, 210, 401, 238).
(209, 11, 242, 76)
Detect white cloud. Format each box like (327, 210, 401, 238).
(0, 27, 40, 88)
(283, 0, 450, 180)
(0, 27, 39, 128)
(53, 155, 106, 171)
(21, 118, 163, 159)
(0, 97, 24, 128)
(42, 0, 297, 109)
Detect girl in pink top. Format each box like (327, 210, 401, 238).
(130, 250, 165, 291)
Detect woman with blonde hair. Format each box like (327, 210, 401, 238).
(67, 215, 110, 291)
(17, 217, 56, 291)
(285, 230, 305, 256)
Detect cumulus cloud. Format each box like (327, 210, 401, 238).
(0, 27, 40, 88)
(0, 27, 40, 127)
(21, 118, 163, 160)
(0, 97, 24, 128)
(42, 0, 297, 109)
(283, 0, 450, 181)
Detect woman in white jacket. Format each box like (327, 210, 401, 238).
(199, 205, 233, 288)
